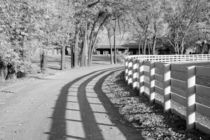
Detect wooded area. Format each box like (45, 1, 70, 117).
(0, 0, 210, 81)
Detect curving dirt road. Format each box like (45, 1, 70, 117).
(0, 65, 148, 140)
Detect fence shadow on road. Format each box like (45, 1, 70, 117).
(94, 71, 146, 140)
(45, 66, 146, 140)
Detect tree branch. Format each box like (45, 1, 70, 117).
(87, 0, 100, 8)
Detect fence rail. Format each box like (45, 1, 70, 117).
(124, 54, 210, 134)
(126, 54, 210, 63)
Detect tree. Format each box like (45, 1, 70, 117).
(32, 0, 74, 71)
(165, 0, 209, 54)
(128, 0, 152, 54)
(106, 26, 114, 64)
(73, 0, 130, 65)
(0, 0, 75, 81)
(73, 0, 111, 66)
(127, 0, 166, 54)
(102, 0, 128, 63)
(0, 0, 38, 78)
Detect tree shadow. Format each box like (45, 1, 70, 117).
(45, 66, 145, 140)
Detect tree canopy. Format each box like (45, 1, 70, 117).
(0, 0, 210, 80)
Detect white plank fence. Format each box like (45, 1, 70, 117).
(126, 54, 210, 63)
(124, 54, 210, 134)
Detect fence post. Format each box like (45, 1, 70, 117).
(128, 58, 133, 85)
(163, 63, 171, 112)
(150, 62, 155, 103)
(125, 58, 128, 81)
(139, 61, 144, 95)
(132, 59, 139, 89)
(186, 66, 196, 130)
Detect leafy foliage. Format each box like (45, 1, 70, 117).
(0, 0, 75, 79)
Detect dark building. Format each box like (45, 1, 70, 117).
(95, 45, 139, 55)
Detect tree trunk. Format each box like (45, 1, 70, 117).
(143, 27, 148, 54)
(148, 44, 151, 55)
(61, 46, 65, 70)
(82, 41, 88, 66)
(113, 30, 116, 64)
(88, 40, 97, 66)
(201, 42, 207, 54)
(71, 46, 74, 68)
(180, 38, 185, 54)
(81, 41, 85, 66)
(89, 48, 93, 65)
(107, 28, 113, 64)
(40, 50, 47, 73)
(175, 43, 180, 54)
(110, 45, 113, 64)
(87, 30, 92, 66)
(152, 21, 157, 55)
(0, 69, 5, 82)
(81, 23, 88, 67)
(109, 37, 113, 64)
(0, 63, 7, 82)
(74, 29, 80, 68)
(143, 38, 147, 54)
(6, 64, 16, 80)
(138, 35, 141, 55)
(152, 35, 157, 54)
(87, 15, 109, 65)
(84, 27, 88, 66)
(113, 19, 117, 64)
(87, 44, 91, 66)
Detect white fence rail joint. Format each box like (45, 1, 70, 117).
(186, 66, 196, 130)
(132, 59, 139, 89)
(139, 61, 144, 95)
(124, 54, 210, 134)
(163, 63, 171, 112)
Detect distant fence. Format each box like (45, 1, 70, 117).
(124, 54, 210, 134)
(126, 54, 210, 63)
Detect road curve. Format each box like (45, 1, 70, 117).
(0, 65, 147, 140)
